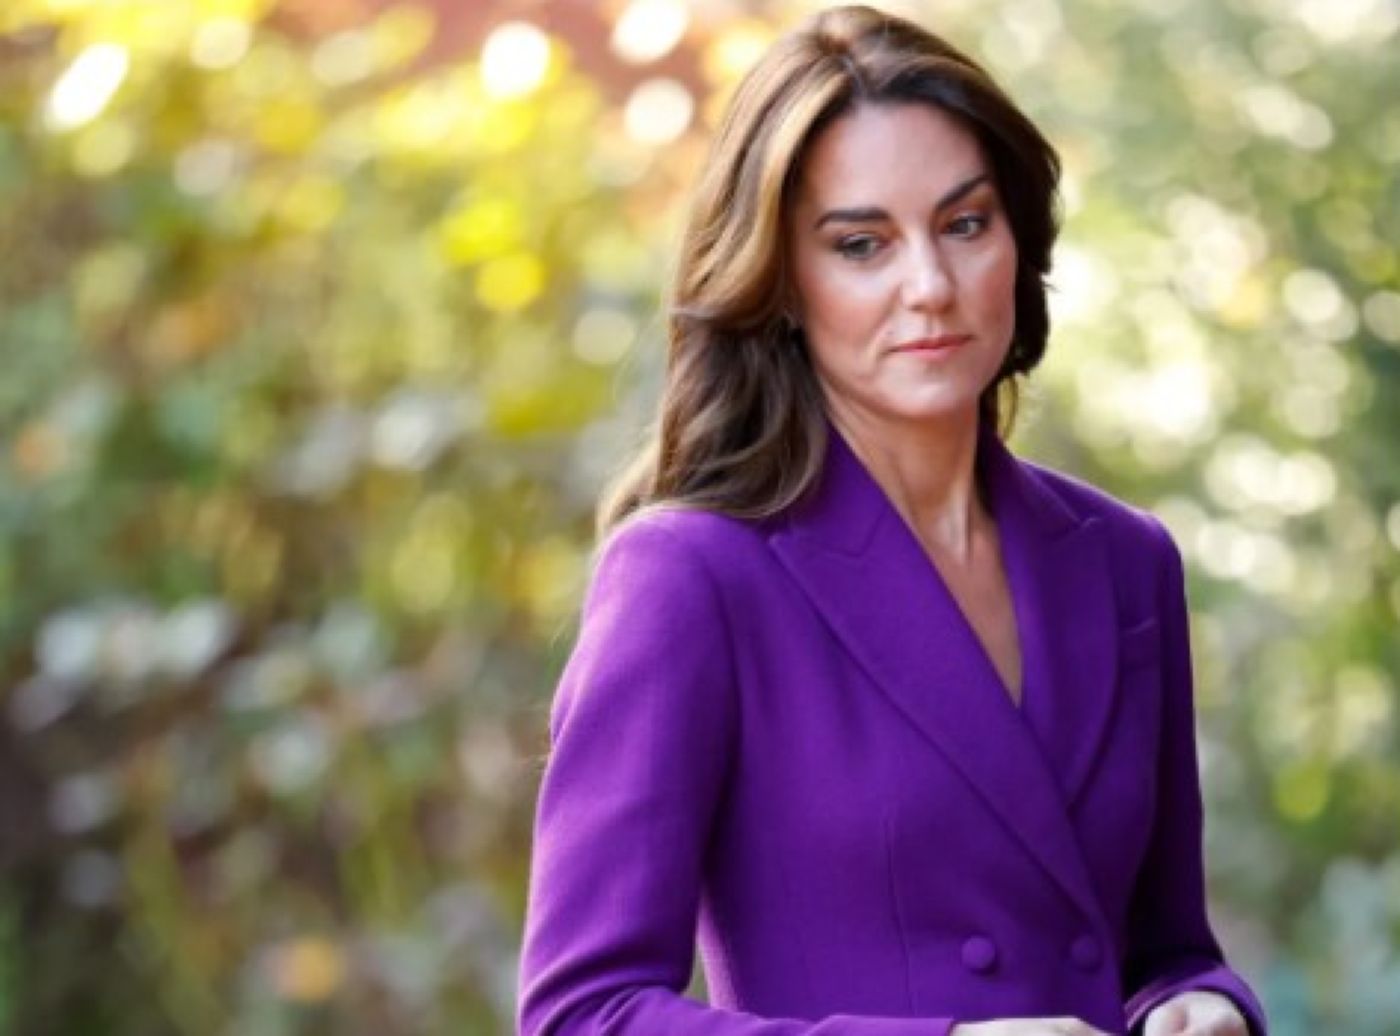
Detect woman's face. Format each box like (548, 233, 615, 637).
(788, 102, 1019, 431)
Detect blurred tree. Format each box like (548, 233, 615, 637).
(0, 0, 665, 1031)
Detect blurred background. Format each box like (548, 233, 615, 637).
(0, 0, 1396, 1033)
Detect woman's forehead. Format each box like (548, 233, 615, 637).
(792, 103, 990, 213)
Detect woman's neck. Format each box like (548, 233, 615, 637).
(826, 403, 992, 564)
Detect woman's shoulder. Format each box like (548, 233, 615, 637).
(590, 504, 774, 593)
(1016, 456, 1179, 564)
(607, 502, 766, 547)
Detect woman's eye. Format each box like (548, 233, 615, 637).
(947, 213, 989, 238)
(835, 235, 881, 260)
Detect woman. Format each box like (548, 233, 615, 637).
(518, 6, 1268, 1035)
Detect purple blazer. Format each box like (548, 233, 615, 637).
(519, 417, 1267, 1035)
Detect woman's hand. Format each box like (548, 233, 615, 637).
(1142, 991, 1249, 1035)
(950, 1020, 1113, 1035)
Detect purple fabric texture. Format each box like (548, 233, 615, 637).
(518, 418, 1267, 1035)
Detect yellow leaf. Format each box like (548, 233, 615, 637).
(370, 3, 435, 70)
(476, 252, 546, 313)
(269, 936, 345, 1004)
(254, 98, 322, 154)
(437, 196, 523, 266)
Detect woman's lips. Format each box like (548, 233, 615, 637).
(892, 334, 971, 354)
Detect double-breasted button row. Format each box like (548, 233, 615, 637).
(1069, 934, 1102, 971)
(959, 934, 1103, 974)
(960, 935, 998, 973)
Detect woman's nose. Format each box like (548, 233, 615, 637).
(901, 243, 954, 311)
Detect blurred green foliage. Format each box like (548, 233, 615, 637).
(0, 0, 1396, 1033)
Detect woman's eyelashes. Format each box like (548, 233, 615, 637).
(830, 212, 992, 261)
(834, 234, 881, 260)
(947, 212, 990, 238)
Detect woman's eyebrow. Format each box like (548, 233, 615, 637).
(812, 172, 991, 230)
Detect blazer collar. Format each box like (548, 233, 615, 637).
(777, 413, 1080, 549)
(769, 414, 1120, 926)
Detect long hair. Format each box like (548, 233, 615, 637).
(597, 4, 1061, 535)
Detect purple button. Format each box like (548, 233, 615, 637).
(960, 935, 998, 973)
(1069, 934, 1102, 971)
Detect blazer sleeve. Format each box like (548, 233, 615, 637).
(1121, 518, 1268, 1036)
(518, 517, 951, 1036)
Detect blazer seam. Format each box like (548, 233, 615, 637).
(649, 520, 750, 733)
(882, 814, 918, 1013)
(649, 522, 751, 1008)
(648, 521, 745, 820)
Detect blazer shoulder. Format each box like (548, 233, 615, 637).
(593, 505, 772, 593)
(1020, 458, 1178, 565)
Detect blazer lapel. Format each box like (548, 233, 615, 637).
(768, 416, 1117, 925)
(979, 421, 1120, 812)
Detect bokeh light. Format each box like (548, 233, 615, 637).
(611, 0, 690, 64)
(44, 42, 129, 131)
(623, 76, 694, 145)
(480, 20, 551, 100)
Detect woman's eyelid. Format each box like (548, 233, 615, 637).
(946, 208, 990, 232)
(827, 206, 991, 256)
(832, 232, 884, 258)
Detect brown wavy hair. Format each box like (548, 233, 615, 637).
(598, 3, 1061, 535)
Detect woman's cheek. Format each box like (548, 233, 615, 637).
(988, 238, 1019, 300)
(812, 272, 881, 331)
